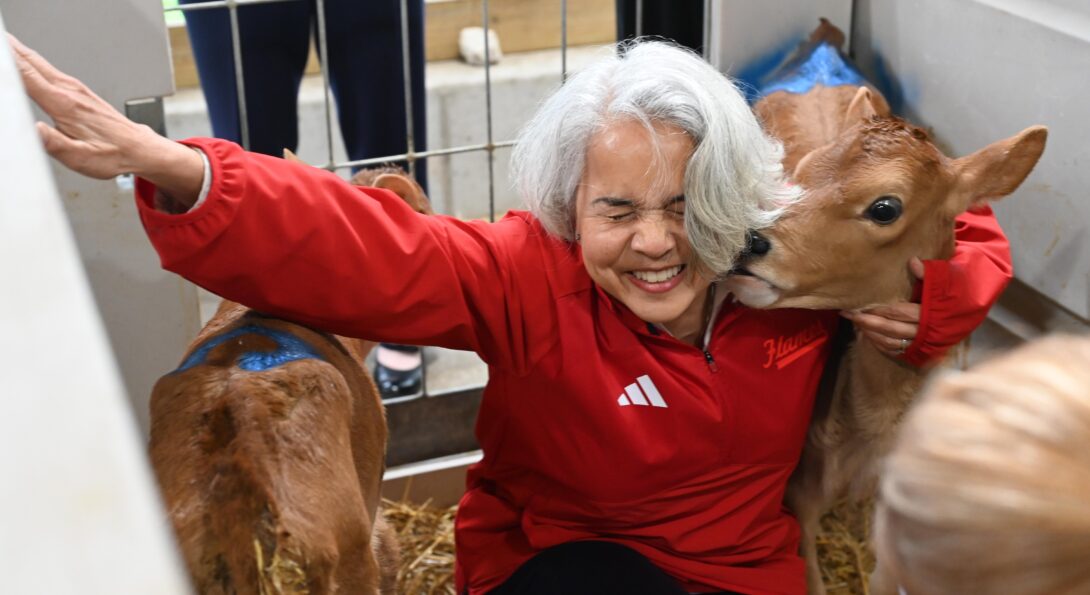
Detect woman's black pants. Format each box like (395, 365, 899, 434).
(488, 541, 741, 595)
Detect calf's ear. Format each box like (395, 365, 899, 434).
(843, 86, 879, 128)
(949, 125, 1047, 214)
(282, 148, 304, 163)
(373, 173, 433, 215)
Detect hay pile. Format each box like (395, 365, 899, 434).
(384, 499, 458, 595)
(816, 499, 876, 595)
(385, 498, 874, 595)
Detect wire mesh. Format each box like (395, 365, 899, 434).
(163, 0, 556, 218)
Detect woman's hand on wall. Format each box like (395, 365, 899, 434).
(9, 34, 203, 208)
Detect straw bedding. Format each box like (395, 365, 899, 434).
(385, 498, 874, 595)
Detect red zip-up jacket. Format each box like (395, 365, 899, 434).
(136, 139, 1011, 594)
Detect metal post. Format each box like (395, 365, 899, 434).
(635, 0, 644, 38)
(561, 0, 568, 82)
(314, 0, 335, 168)
(399, 0, 417, 177)
(482, 0, 495, 222)
(703, 0, 712, 59)
(226, 0, 250, 150)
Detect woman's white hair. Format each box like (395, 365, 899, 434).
(511, 40, 799, 275)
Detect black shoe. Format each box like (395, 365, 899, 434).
(374, 359, 424, 400)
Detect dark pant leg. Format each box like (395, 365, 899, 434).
(488, 541, 692, 595)
(318, 0, 428, 362)
(179, 0, 312, 156)
(318, 0, 428, 191)
(615, 0, 705, 55)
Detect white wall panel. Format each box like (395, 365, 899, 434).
(852, 0, 1090, 322)
(708, 0, 853, 88)
(0, 0, 202, 431)
(0, 9, 191, 593)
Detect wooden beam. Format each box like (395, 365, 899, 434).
(424, 0, 616, 61)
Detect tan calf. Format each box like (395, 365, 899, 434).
(725, 20, 1047, 595)
(150, 165, 430, 594)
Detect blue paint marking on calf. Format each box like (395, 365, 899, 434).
(174, 325, 326, 373)
(758, 41, 867, 99)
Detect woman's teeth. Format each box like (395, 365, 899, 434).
(632, 265, 682, 284)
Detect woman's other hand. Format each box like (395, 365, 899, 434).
(842, 257, 926, 360)
(9, 34, 204, 207)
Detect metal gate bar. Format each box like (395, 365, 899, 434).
(164, 0, 540, 198)
(314, 0, 335, 167)
(398, 0, 417, 178)
(481, 0, 495, 221)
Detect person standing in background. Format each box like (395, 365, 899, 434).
(179, 0, 430, 399)
(616, 0, 704, 53)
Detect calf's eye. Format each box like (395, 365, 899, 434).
(866, 196, 903, 225)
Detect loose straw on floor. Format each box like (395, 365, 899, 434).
(385, 498, 875, 595)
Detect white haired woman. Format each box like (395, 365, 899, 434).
(876, 334, 1090, 595)
(13, 35, 1010, 594)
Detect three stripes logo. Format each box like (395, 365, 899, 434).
(617, 375, 668, 408)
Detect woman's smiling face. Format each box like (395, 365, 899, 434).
(575, 120, 711, 342)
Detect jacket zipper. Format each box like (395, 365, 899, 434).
(703, 349, 719, 372)
(645, 284, 725, 373)
(700, 284, 724, 373)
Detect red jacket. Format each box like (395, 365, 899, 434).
(136, 138, 1011, 595)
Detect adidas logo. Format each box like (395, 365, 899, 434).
(617, 375, 668, 408)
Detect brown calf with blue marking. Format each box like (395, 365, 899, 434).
(149, 163, 431, 595)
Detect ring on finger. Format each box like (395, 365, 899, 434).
(896, 338, 910, 355)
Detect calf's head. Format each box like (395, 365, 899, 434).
(726, 88, 1046, 310)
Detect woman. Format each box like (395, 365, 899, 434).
(13, 36, 1010, 594)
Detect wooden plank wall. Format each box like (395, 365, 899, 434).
(171, 0, 615, 88)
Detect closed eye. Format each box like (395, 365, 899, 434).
(663, 195, 685, 218)
(592, 196, 637, 222)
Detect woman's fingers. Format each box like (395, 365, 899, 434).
(11, 35, 87, 130)
(10, 35, 146, 179)
(853, 302, 921, 324)
(10, 34, 67, 85)
(844, 310, 919, 341)
(843, 303, 921, 360)
(10, 36, 202, 197)
(839, 261, 926, 360)
(11, 37, 66, 114)
(860, 329, 908, 358)
(37, 121, 83, 162)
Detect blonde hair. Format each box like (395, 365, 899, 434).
(511, 40, 799, 276)
(876, 334, 1090, 595)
